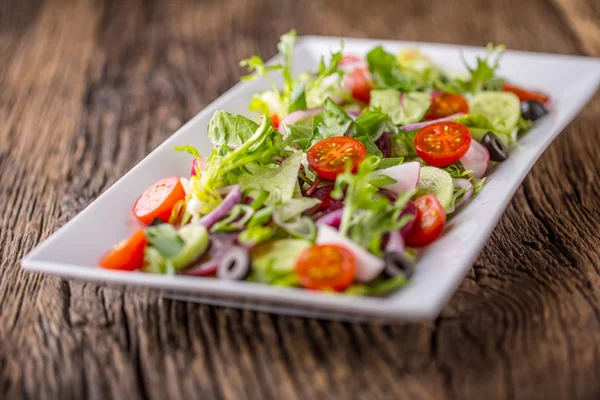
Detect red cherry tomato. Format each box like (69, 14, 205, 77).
(346, 66, 373, 104)
(414, 122, 471, 167)
(503, 83, 549, 104)
(405, 195, 446, 247)
(307, 137, 367, 181)
(271, 114, 281, 130)
(296, 244, 355, 291)
(424, 93, 470, 120)
(100, 229, 147, 271)
(133, 177, 186, 225)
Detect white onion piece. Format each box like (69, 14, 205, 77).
(453, 179, 473, 210)
(197, 185, 242, 228)
(379, 162, 421, 194)
(316, 225, 384, 282)
(400, 113, 465, 132)
(460, 140, 490, 179)
(279, 107, 323, 133)
(385, 230, 405, 254)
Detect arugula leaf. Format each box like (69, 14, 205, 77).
(461, 43, 505, 93)
(354, 109, 388, 141)
(207, 111, 260, 147)
(311, 98, 383, 156)
(370, 90, 431, 125)
(367, 46, 416, 92)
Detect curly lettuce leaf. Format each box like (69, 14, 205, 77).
(461, 43, 505, 93)
(182, 115, 283, 218)
(238, 151, 303, 204)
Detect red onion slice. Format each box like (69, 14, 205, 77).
(190, 157, 208, 177)
(181, 234, 237, 276)
(315, 209, 344, 229)
(379, 161, 421, 194)
(453, 178, 474, 210)
(197, 185, 242, 228)
(399, 201, 418, 239)
(400, 113, 465, 132)
(460, 140, 490, 179)
(385, 230, 405, 254)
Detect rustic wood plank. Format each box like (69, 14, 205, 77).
(0, 0, 599, 399)
(551, 0, 600, 56)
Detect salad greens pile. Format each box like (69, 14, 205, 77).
(100, 30, 550, 297)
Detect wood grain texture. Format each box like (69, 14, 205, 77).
(1, 0, 599, 399)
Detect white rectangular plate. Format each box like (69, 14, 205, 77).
(22, 37, 600, 322)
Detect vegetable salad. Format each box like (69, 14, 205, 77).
(100, 30, 550, 296)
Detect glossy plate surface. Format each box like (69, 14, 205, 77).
(21, 37, 600, 322)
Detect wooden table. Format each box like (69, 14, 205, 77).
(1, 0, 599, 398)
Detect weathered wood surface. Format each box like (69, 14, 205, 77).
(1, 0, 599, 398)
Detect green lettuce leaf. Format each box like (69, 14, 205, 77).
(367, 46, 416, 92)
(238, 151, 303, 204)
(283, 123, 313, 150)
(207, 111, 259, 147)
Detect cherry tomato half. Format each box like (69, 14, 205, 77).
(346, 66, 373, 104)
(100, 229, 147, 271)
(296, 244, 356, 291)
(133, 177, 186, 225)
(414, 122, 471, 167)
(424, 93, 470, 120)
(271, 114, 281, 130)
(307, 137, 367, 181)
(405, 195, 446, 247)
(503, 83, 549, 104)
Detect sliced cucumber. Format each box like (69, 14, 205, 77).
(415, 166, 454, 211)
(250, 239, 311, 283)
(170, 225, 209, 270)
(370, 89, 431, 125)
(470, 91, 521, 135)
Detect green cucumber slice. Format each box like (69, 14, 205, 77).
(469, 91, 521, 135)
(415, 166, 454, 211)
(170, 225, 209, 270)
